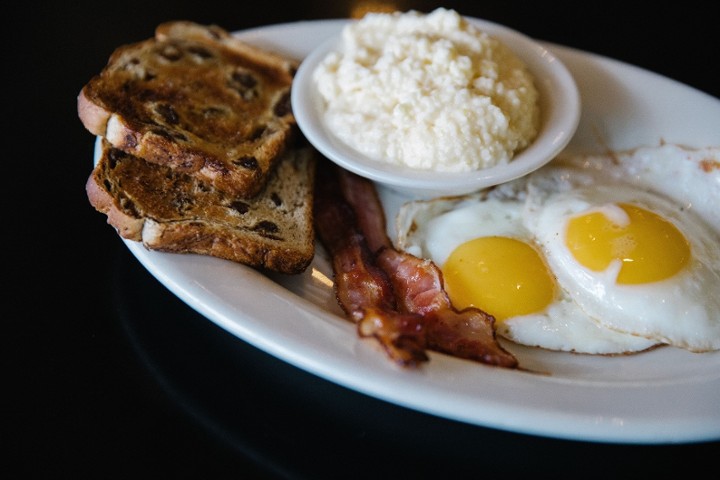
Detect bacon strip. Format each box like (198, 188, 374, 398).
(337, 167, 518, 369)
(336, 167, 390, 255)
(314, 161, 428, 367)
(377, 248, 519, 368)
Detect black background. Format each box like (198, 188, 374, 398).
(10, 1, 719, 478)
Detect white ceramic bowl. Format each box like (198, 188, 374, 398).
(292, 17, 581, 198)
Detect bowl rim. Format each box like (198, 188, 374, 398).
(291, 15, 581, 197)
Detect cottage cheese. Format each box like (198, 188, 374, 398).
(313, 8, 540, 172)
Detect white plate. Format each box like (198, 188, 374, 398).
(103, 19, 720, 444)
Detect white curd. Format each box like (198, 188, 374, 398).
(313, 8, 540, 172)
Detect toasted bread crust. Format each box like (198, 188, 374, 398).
(78, 21, 298, 198)
(87, 139, 316, 274)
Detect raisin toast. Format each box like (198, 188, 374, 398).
(87, 138, 316, 274)
(78, 21, 298, 198)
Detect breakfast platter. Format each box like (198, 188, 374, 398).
(106, 19, 720, 444)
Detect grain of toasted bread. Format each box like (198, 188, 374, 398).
(78, 21, 298, 198)
(87, 138, 316, 274)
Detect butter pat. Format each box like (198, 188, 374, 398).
(313, 8, 540, 172)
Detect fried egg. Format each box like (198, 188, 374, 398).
(395, 144, 720, 354)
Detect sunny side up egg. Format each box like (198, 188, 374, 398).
(395, 144, 720, 354)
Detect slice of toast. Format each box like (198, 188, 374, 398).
(87, 138, 316, 274)
(78, 21, 298, 198)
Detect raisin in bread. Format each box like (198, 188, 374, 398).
(87, 138, 316, 274)
(78, 21, 297, 198)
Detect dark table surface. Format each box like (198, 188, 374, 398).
(11, 1, 719, 477)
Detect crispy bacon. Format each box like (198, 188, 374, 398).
(336, 166, 390, 256)
(377, 248, 518, 368)
(314, 161, 428, 367)
(336, 167, 518, 369)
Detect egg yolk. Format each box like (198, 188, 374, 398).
(565, 203, 690, 284)
(442, 236, 556, 324)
